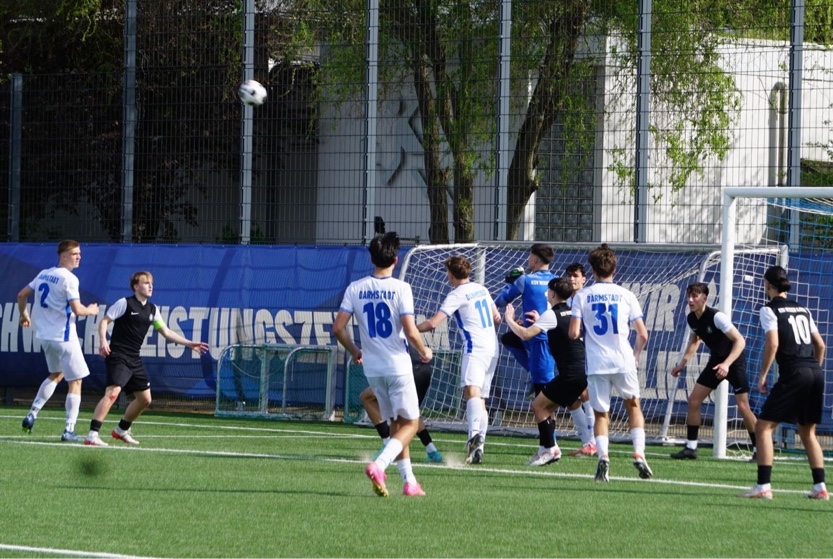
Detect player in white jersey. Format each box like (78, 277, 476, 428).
(417, 255, 500, 465)
(17, 240, 100, 442)
(569, 243, 652, 482)
(333, 232, 432, 497)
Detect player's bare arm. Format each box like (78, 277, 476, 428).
(670, 333, 700, 377)
(811, 331, 826, 365)
(758, 329, 779, 394)
(69, 299, 99, 317)
(98, 315, 113, 357)
(504, 303, 542, 341)
(632, 318, 649, 362)
(17, 286, 33, 327)
(416, 311, 446, 333)
(332, 309, 362, 364)
(159, 326, 209, 354)
(713, 327, 746, 378)
(402, 315, 432, 362)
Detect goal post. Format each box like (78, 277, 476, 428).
(715, 186, 833, 457)
(399, 241, 775, 442)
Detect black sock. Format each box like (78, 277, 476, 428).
(686, 424, 699, 443)
(118, 419, 132, 431)
(89, 419, 102, 433)
(537, 418, 555, 448)
(416, 428, 432, 447)
(374, 421, 390, 440)
(812, 467, 825, 485)
(757, 465, 773, 486)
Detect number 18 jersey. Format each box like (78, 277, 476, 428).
(339, 275, 415, 378)
(572, 281, 644, 375)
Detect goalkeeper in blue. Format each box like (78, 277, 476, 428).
(333, 232, 432, 497)
(494, 244, 556, 393)
(417, 255, 501, 465)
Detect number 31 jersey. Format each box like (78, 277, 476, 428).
(439, 281, 498, 357)
(571, 281, 644, 375)
(339, 275, 415, 377)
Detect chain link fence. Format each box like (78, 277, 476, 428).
(2, 0, 832, 245)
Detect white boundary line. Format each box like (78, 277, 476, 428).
(0, 543, 157, 558)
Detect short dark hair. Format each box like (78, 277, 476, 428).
(444, 255, 471, 280)
(369, 232, 400, 268)
(764, 265, 791, 293)
(565, 262, 586, 277)
(530, 243, 553, 264)
(547, 277, 574, 301)
(686, 282, 709, 297)
(588, 243, 616, 277)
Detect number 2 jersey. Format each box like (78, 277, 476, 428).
(438, 281, 498, 359)
(27, 266, 82, 342)
(760, 297, 820, 369)
(339, 275, 415, 378)
(571, 281, 644, 375)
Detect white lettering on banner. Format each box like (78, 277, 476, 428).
(0, 291, 691, 359)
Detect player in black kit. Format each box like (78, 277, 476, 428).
(504, 277, 587, 466)
(669, 282, 757, 459)
(84, 271, 209, 446)
(740, 266, 828, 500)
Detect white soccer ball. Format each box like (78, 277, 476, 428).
(238, 79, 267, 106)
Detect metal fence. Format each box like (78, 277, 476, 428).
(2, 0, 832, 245)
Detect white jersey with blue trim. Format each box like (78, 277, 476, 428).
(572, 281, 643, 375)
(439, 281, 498, 357)
(27, 266, 81, 342)
(339, 274, 415, 377)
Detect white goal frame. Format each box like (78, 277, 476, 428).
(716, 186, 833, 457)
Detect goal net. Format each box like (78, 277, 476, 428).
(397, 241, 788, 447)
(215, 343, 338, 420)
(717, 187, 833, 457)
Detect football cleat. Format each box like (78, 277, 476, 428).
(807, 488, 829, 500)
(465, 434, 484, 465)
(22, 413, 35, 434)
(403, 482, 426, 497)
(633, 454, 653, 479)
(112, 428, 139, 445)
(365, 462, 389, 497)
(594, 458, 610, 482)
(569, 441, 597, 457)
(527, 446, 562, 467)
(425, 449, 443, 463)
(738, 484, 773, 499)
(670, 447, 698, 460)
(84, 433, 109, 447)
(61, 430, 84, 443)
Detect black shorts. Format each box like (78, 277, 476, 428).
(540, 374, 588, 408)
(412, 361, 433, 406)
(696, 358, 749, 394)
(105, 354, 151, 395)
(759, 365, 824, 425)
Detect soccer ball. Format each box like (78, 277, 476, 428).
(238, 79, 267, 106)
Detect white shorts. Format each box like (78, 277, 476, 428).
(367, 374, 421, 422)
(42, 339, 90, 381)
(459, 352, 498, 399)
(587, 372, 640, 413)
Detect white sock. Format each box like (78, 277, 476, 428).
(570, 407, 592, 445)
(30, 378, 58, 416)
(814, 482, 827, 493)
(596, 435, 610, 459)
(466, 398, 482, 440)
(425, 442, 438, 453)
(65, 393, 81, 432)
(686, 439, 698, 450)
(480, 406, 490, 438)
(374, 438, 404, 470)
(631, 427, 646, 457)
(583, 401, 595, 439)
(396, 459, 417, 484)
